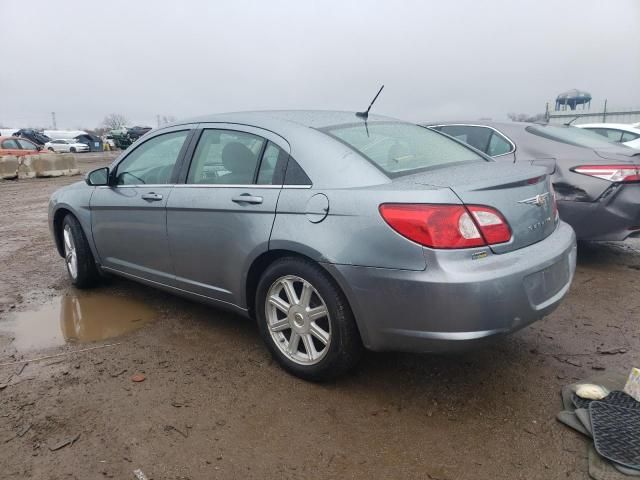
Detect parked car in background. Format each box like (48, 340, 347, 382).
(49, 111, 576, 380)
(0, 136, 41, 156)
(12, 128, 51, 146)
(576, 123, 640, 149)
(127, 126, 152, 140)
(425, 121, 640, 241)
(74, 133, 103, 152)
(45, 139, 90, 153)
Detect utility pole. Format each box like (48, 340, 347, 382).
(602, 99, 608, 123)
(157, 114, 161, 128)
(51, 112, 57, 129)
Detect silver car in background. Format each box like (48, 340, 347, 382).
(426, 121, 640, 241)
(49, 111, 576, 380)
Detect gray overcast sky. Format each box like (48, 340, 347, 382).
(2, 0, 639, 129)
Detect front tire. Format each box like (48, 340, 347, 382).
(70, 147, 76, 153)
(256, 257, 362, 381)
(48, 147, 54, 152)
(61, 214, 100, 288)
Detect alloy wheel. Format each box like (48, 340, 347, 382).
(63, 224, 78, 279)
(265, 275, 331, 365)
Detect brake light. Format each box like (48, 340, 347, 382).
(573, 165, 640, 183)
(379, 204, 511, 249)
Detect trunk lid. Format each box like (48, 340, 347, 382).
(593, 147, 640, 162)
(403, 162, 556, 254)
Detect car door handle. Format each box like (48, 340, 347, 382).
(232, 194, 263, 205)
(141, 192, 163, 201)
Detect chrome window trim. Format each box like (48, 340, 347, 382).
(96, 184, 171, 189)
(97, 184, 312, 189)
(429, 123, 516, 158)
(173, 184, 312, 189)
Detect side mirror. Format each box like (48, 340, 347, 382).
(86, 167, 110, 186)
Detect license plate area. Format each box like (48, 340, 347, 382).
(523, 256, 570, 308)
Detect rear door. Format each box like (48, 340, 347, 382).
(166, 125, 288, 306)
(90, 126, 194, 284)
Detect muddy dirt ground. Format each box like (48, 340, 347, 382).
(1, 153, 639, 479)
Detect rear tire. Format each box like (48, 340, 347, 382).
(256, 257, 362, 381)
(48, 147, 54, 152)
(61, 214, 100, 289)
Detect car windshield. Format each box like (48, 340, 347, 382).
(525, 124, 625, 149)
(322, 121, 485, 177)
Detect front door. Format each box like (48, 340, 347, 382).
(91, 128, 192, 284)
(167, 127, 289, 307)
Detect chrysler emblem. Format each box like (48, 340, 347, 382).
(518, 192, 550, 207)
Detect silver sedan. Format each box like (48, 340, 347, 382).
(48, 111, 577, 380)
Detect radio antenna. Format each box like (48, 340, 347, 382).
(356, 85, 384, 119)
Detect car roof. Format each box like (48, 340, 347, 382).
(156, 110, 402, 188)
(578, 123, 640, 132)
(175, 110, 397, 131)
(423, 120, 536, 128)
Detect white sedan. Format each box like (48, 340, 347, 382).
(44, 139, 90, 153)
(576, 123, 640, 149)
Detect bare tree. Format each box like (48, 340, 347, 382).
(101, 113, 128, 130)
(507, 112, 546, 123)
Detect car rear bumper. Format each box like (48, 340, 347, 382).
(559, 183, 640, 241)
(324, 221, 577, 353)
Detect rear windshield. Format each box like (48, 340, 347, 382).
(322, 122, 485, 177)
(525, 124, 624, 149)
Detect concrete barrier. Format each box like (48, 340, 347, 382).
(0, 155, 19, 180)
(0, 153, 80, 180)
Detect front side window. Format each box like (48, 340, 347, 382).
(323, 122, 484, 178)
(115, 130, 188, 185)
(17, 139, 37, 150)
(187, 129, 265, 185)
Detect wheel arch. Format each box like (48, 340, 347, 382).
(244, 248, 370, 347)
(52, 207, 74, 257)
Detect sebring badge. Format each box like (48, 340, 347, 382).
(518, 192, 550, 207)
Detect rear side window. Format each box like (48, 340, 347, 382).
(487, 132, 513, 156)
(438, 125, 492, 153)
(323, 122, 484, 178)
(621, 131, 640, 142)
(257, 142, 288, 185)
(187, 129, 265, 185)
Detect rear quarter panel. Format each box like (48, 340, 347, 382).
(270, 185, 462, 271)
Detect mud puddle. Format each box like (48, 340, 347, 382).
(0, 292, 156, 353)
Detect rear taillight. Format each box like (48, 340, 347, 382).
(573, 165, 640, 183)
(379, 204, 512, 249)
